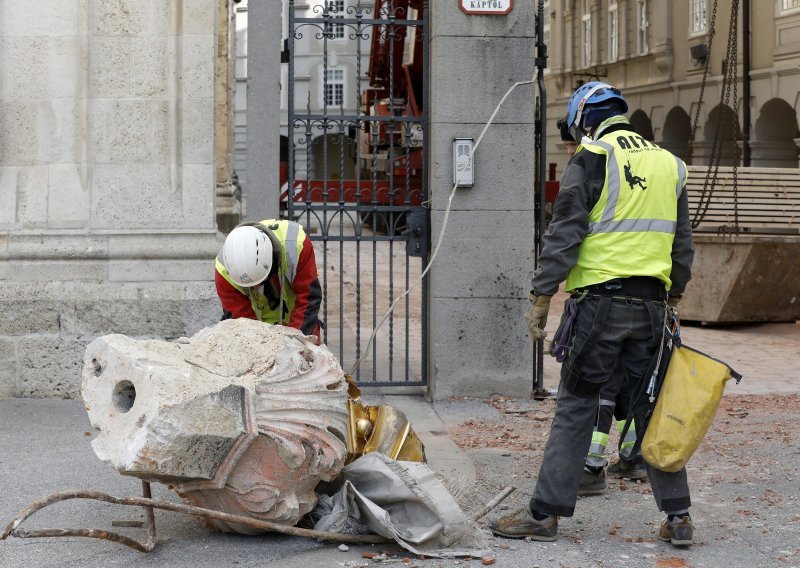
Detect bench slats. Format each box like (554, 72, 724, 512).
(683, 166, 800, 233)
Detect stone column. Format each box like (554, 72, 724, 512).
(216, 0, 242, 232)
(427, 4, 536, 399)
(0, 0, 221, 398)
(243, 0, 282, 221)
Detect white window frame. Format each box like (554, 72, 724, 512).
(780, 0, 800, 14)
(581, 0, 592, 68)
(326, 0, 346, 40)
(323, 68, 345, 108)
(690, 0, 707, 36)
(636, 0, 648, 56)
(608, 0, 619, 63)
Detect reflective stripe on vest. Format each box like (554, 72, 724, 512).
(565, 128, 685, 293)
(216, 219, 307, 324)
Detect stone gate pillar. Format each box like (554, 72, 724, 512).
(427, 3, 536, 399)
(0, 0, 222, 398)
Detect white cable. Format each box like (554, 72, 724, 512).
(349, 72, 538, 376)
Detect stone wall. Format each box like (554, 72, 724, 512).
(427, 4, 536, 399)
(0, 0, 222, 398)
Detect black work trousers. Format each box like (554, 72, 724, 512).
(531, 294, 691, 517)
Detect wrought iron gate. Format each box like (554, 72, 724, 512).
(285, 0, 429, 386)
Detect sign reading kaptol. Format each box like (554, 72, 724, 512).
(459, 0, 513, 15)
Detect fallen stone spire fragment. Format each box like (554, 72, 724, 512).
(82, 319, 350, 533)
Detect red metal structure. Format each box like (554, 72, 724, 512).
(282, 0, 426, 213)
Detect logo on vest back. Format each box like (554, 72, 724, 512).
(624, 159, 648, 191)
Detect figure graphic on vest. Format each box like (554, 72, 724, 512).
(215, 220, 323, 342)
(625, 159, 648, 190)
(492, 82, 695, 548)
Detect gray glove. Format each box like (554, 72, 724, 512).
(524, 293, 552, 341)
(667, 295, 681, 309)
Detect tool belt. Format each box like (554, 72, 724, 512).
(580, 276, 667, 301)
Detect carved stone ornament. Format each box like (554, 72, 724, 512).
(82, 319, 350, 534)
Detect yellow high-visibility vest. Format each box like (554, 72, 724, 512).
(565, 127, 687, 292)
(215, 219, 307, 324)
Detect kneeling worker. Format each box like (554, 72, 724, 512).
(215, 219, 322, 340)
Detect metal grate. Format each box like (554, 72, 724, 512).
(285, 0, 429, 386)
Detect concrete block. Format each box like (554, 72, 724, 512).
(429, 36, 535, 125)
(46, 38, 82, 99)
(130, 38, 169, 97)
(107, 231, 218, 259)
(429, 298, 533, 399)
(47, 164, 91, 228)
(2, 0, 80, 36)
(431, 0, 535, 39)
(1, 37, 48, 101)
(91, 165, 182, 228)
(431, 209, 534, 239)
(181, 98, 214, 164)
(91, 100, 170, 164)
(0, 101, 38, 166)
(0, 167, 18, 226)
(429, 235, 533, 299)
(8, 260, 107, 281)
(90, 37, 132, 98)
(183, 283, 223, 334)
(181, 164, 215, 228)
(429, 122, 535, 211)
(0, 337, 16, 360)
(182, 0, 215, 36)
(0, 284, 61, 334)
(181, 36, 215, 99)
(92, 0, 148, 37)
(54, 282, 216, 338)
(108, 259, 214, 282)
(0, 338, 18, 397)
(18, 336, 87, 399)
(12, 166, 49, 228)
(6, 233, 107, 260)
(38, 99, 81, 165)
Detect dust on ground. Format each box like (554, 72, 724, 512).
(441, 393, 800, 567)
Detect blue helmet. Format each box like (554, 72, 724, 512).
(565, 81, 628, 140)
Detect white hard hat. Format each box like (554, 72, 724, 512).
(221, 225, 274, 287)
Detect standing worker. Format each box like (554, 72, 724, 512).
(215, 219, 323, 341)
(491, 82, 695, 546)
(556, 114, 648, 496)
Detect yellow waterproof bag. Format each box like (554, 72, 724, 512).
(641, 343, 741, 472)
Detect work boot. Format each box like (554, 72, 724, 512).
(489, 507, 558, 541)
(607, 455, 648, 481)
(577, 467, 606, 496)
(659, 514, 694, 547)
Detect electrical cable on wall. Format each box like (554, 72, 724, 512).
(349, 72, 538, 376)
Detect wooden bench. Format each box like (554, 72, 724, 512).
(685, 166, 800, 234)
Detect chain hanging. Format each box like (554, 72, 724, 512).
(691, 0, 741, 231)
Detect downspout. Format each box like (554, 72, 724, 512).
(533, 0, 548, 396)
(742, 0, 751, 166)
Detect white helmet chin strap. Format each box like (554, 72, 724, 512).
(571, 82, 613, 134)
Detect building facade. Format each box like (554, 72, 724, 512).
(544, 0, 800, 175)
(0, 0, 224, 398)
(280, 1, 375, 185)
